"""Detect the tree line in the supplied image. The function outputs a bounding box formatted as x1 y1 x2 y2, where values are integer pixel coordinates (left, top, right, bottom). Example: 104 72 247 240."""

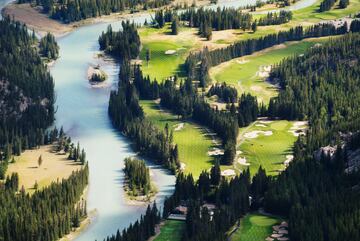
104 203 160 241
99 21 141 60
0 18 55 178
124 157 151 195
39 32 59 60
0 165 89 241
185 22 352 84
17 0 173 23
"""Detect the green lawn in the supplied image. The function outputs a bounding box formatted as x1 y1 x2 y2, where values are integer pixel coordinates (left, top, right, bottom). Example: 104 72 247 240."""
139 26 194 82
210 38 330 104
236 120 302 176
140 100 216 178
230 213 281 241
154 220 185 241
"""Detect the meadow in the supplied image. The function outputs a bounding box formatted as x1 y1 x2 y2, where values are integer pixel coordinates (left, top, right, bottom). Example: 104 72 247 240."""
7 144 82 193
140 100 217 178
236 120 304 176
153 220 184 241
230 213 281 241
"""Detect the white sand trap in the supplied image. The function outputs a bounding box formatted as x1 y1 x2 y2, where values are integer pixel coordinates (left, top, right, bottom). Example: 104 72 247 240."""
280 221 288 227
174 123 185 131
237 157 250 166
265 238 274 241
258 119 273 124
165 50 176 55
221 169 236 176
180 162 186 171
244 130 273 139
284 155 294 166
250 85 262 92
278 230 288 234
208 148 224 156
271 233 283 238
236 58 249 64
288 121 308 137
236 150 243 155
273 225 280 232
277 238 289 241
258 71 270 78
255 124 267 127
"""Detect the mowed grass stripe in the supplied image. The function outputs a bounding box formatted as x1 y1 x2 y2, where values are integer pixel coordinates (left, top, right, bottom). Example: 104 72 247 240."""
140 100 215 178
236 120 297 176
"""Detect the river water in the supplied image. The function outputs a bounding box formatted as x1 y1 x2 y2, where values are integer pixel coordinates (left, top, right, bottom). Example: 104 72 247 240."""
0 0 316 240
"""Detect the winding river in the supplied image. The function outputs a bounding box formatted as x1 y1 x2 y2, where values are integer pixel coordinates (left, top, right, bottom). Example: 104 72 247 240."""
0 0 317 240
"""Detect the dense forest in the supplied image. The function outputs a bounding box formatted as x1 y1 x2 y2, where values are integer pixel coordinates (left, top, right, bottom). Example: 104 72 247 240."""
39 32 59 60
104 203 160 241
108 61 180 172
99 21 141 60
263 33 360 241
0 165 89 241
124 157 152 195
0 18 55 178
17 0 173 23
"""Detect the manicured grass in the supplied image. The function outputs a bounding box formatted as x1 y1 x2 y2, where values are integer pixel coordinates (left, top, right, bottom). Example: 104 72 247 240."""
210 38 329 104
140 100 216 178
236 120 300 176
139 25 194 81
231 213 280 241
154 220 185 241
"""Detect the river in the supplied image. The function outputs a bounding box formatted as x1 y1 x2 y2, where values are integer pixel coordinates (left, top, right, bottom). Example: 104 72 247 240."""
0 0 316 240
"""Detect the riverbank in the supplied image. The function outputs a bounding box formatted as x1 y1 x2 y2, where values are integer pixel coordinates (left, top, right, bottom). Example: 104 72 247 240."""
1 0 210 38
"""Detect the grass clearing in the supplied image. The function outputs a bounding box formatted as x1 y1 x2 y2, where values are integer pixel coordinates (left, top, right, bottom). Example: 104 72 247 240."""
153 220 185 241
6 144 82 194
236 120 302 176
140 100 217 178
230 213 281 241
210 38 331 104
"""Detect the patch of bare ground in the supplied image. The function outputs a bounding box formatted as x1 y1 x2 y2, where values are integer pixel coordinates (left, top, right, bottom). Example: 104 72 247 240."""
2 3 74 37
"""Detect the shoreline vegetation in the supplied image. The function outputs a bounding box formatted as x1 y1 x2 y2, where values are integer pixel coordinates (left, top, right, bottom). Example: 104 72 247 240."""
123 157 158 205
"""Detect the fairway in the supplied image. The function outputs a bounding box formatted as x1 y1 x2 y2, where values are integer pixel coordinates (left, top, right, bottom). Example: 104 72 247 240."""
210 38 328 104
139 26 194 81
153 220 184 241
230 213 280 241
140 100 216 178
236 120 305 175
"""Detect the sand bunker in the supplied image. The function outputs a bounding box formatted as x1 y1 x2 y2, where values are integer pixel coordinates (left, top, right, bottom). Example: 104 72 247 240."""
236 150 243 155
180 162 186 171
265 238 274 241
208 148 224 156
288 121 307 137
221 169 236 176
165 50 176 55
255 124 267 127
236 58 249 64
174 123 185 131
237 157 250 166
284 155 294 166
244 130 273 139
258 65 272 78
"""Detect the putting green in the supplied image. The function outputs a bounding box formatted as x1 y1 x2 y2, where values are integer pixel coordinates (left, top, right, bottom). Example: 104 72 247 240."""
236 120 305 176
210 38 331 104
153 220 185 241
230 213 281 241
140 100 217 178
